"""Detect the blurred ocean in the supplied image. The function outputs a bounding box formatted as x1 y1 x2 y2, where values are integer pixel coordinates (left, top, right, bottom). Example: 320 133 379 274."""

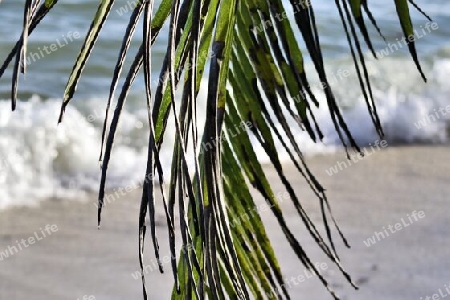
0 0 449 208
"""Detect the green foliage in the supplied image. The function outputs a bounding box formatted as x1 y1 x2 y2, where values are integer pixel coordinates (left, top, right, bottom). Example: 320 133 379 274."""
0 0 430 299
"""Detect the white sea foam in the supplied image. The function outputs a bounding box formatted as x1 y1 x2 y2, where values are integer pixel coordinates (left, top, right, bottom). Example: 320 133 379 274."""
0 55 449 209
254 56 450 163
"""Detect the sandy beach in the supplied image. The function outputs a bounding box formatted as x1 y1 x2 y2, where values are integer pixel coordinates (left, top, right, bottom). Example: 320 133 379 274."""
0 145 449 300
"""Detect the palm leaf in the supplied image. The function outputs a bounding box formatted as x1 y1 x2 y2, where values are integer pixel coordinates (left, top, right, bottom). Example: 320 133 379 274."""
59 0 116 122
394 0 427 82
0 0 431 299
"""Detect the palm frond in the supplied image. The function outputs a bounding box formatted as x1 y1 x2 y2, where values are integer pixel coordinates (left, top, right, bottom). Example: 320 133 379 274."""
394 0 427 81
0 0 431 299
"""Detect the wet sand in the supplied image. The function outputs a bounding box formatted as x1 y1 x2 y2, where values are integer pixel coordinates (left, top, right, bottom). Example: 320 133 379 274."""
0 146 449 300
